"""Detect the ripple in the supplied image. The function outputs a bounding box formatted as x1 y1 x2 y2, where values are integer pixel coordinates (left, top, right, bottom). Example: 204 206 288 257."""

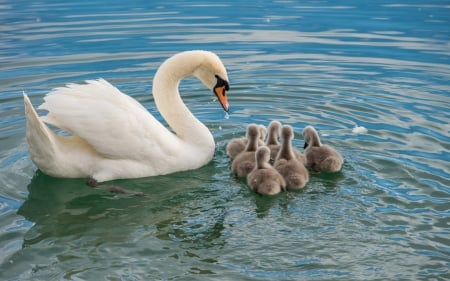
1 0 449 280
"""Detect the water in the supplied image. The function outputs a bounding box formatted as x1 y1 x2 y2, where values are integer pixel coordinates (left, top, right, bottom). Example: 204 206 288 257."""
1 0 449 280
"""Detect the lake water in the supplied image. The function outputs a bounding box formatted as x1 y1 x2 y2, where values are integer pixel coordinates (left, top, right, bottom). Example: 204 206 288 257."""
1 0 449 280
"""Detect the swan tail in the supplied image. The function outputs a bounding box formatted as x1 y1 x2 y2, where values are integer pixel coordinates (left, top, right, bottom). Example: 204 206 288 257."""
320 156 343 172
285 175 307 189
23 93 58 171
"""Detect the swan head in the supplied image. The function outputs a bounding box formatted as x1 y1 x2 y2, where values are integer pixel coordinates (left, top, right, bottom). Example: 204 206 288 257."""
256 146 271 164
191 51 230 112
302 125 321 149
258 125 267 141
246 124 260 139
267 120 282 145
281 125 294 142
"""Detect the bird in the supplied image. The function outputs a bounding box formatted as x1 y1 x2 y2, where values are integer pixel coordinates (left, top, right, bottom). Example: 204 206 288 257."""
266 120 306 165
231 124 260 177
274 125 309 189
265 120 282 163
247 146 286 195
23 50 230 182
302 125 343 172
226 125 266 159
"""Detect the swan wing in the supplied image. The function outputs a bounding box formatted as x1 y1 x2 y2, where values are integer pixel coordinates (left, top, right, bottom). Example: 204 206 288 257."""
39 79 176 160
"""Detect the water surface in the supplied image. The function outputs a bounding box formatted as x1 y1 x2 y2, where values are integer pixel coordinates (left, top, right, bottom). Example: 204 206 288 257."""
0 0 449 280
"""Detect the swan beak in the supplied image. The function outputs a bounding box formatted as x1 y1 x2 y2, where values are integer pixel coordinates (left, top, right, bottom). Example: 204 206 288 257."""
214 86 229 112
303 142 309 149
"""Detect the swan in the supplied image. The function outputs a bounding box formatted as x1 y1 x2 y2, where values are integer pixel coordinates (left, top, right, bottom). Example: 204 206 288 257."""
231 124 259 177
274 125 309 189
226 125 266 159
302 125 343 172
247 146 286 195
23 50 230 182
266 120 305 165
266 120 282 163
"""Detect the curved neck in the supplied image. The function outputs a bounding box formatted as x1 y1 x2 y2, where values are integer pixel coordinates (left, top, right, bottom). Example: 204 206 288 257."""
310 132 322 147
152 53 213 147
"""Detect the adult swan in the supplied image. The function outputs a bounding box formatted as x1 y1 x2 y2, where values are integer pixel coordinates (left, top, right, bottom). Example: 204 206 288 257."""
23 50 230 182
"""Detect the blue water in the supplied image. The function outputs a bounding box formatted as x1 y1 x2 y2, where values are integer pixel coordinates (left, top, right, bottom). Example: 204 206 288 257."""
1 0 449 280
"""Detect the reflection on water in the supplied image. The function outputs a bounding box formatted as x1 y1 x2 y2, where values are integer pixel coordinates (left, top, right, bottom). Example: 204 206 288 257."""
0 0 449 280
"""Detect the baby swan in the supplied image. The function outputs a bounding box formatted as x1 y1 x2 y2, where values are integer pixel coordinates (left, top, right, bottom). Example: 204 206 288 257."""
302 125 343 172
247 146 286 195
227 125 266 159
274 125 309 189
266 120 282 163
266 120 305 165
231 124 260 177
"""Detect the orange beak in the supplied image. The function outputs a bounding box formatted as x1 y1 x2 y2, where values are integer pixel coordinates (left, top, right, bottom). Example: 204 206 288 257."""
214 85 229 112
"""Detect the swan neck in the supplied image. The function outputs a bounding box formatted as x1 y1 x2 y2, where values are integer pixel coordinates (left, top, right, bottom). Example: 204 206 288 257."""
257 156 271 169
267 132 279 145
245 136 259 152
279 137 294 160
311 132 322 147
152 54 213 146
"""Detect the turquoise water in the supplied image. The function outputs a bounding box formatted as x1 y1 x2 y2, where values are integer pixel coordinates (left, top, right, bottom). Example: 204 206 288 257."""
1 0 449 280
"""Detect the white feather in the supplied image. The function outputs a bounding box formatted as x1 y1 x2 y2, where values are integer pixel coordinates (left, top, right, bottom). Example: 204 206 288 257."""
24 51 229 182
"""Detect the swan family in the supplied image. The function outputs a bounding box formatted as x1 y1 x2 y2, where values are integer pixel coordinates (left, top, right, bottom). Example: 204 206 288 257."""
24 50 343 194
228 121 343 196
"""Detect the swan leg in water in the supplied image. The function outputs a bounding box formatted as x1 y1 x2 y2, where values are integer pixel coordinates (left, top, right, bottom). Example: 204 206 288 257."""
24 51 230 182
86 177 144 196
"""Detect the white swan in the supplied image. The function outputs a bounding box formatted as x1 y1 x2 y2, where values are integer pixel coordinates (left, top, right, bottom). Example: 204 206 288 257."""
23 50 230 182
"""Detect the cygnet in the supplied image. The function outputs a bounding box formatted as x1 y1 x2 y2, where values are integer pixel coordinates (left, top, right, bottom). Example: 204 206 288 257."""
302 125 343 172
247 146 286 195
231 124 260 177
227 125 266 159
266 120 306 165
274 125 309 189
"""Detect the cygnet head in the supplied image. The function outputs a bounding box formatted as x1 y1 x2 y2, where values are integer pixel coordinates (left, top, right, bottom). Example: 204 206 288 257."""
246 124 259 139
267 120 282 145
255 146 271 168
302 125 321 149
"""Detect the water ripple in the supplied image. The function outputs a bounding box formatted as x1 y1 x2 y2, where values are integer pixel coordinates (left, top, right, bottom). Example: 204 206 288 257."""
1 0 449 280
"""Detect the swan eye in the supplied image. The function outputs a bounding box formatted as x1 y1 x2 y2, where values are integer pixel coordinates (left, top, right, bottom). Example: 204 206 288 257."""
215 75 229 92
